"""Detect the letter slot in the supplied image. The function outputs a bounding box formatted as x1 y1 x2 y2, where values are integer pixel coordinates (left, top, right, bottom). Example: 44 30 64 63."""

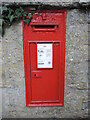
32 25 58 32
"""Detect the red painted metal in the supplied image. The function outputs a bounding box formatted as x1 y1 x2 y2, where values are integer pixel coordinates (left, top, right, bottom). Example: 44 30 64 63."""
23 10 66 107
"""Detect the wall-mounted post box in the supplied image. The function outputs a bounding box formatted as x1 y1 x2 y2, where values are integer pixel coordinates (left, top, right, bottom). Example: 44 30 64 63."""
23 10 66 107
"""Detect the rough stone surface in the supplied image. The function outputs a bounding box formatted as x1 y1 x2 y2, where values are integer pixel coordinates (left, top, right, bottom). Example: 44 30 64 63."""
2 9 88 118
1 0 90 8
0 4 2 117
0 35 2 119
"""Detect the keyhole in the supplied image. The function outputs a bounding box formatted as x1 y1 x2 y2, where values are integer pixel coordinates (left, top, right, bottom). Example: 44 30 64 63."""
34 74 36 77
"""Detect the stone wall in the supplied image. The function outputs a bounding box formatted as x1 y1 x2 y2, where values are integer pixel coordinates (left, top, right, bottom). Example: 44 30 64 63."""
1 8 88 118
0 4 2 119
0 35 2 119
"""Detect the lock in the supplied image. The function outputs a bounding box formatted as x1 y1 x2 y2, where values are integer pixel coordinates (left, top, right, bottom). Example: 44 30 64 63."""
32 71 42 78
34 74 36 77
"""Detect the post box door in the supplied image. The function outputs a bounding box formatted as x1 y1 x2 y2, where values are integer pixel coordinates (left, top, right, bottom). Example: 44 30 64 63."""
30 42 60 102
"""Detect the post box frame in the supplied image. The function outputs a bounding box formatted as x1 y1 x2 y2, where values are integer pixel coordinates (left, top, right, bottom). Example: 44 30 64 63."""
23 10 66 107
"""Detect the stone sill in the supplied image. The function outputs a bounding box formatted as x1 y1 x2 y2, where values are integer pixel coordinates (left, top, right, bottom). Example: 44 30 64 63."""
1 1 90 9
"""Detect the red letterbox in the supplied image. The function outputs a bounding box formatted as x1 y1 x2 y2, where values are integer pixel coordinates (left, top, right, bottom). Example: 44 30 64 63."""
23 10 66 107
